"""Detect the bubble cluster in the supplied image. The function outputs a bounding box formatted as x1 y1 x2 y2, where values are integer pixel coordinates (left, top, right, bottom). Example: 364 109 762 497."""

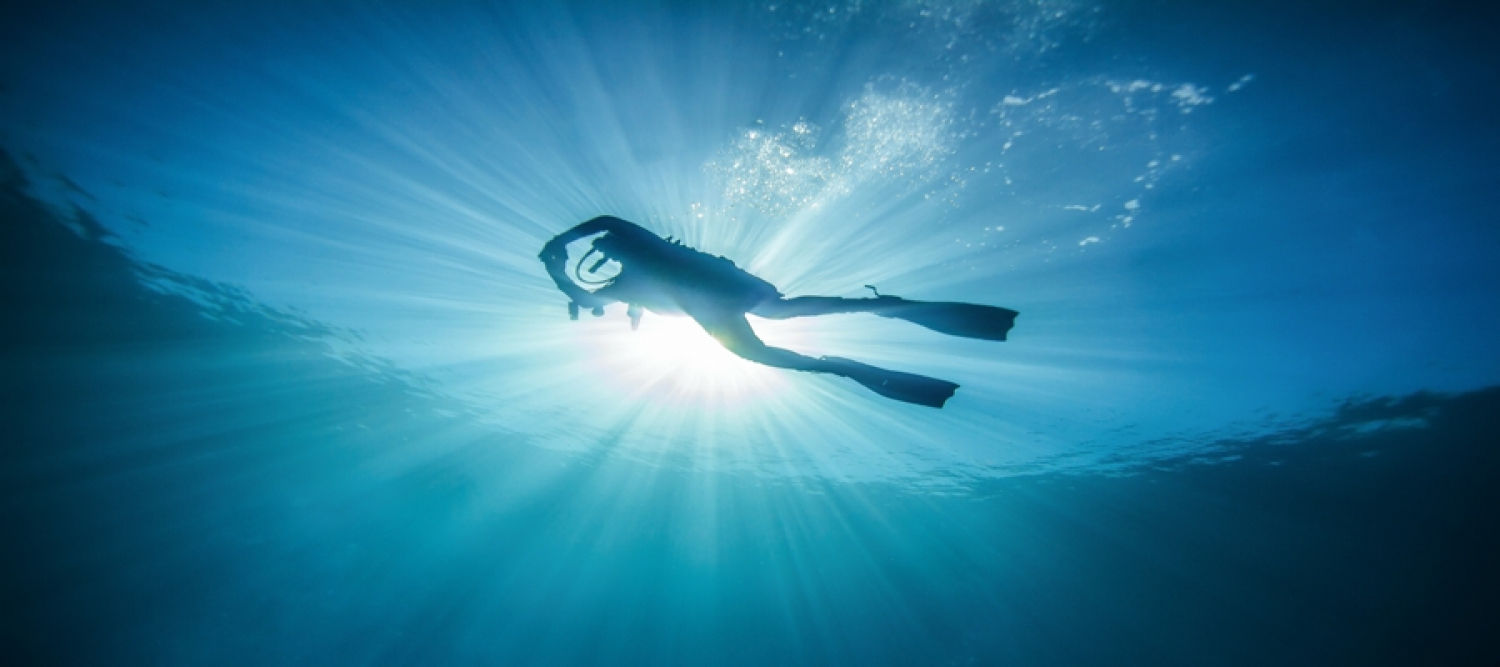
839 85 955 180
988 75 1248 243
1105 78 1219 114
705 122 837 217
762 0 1095 56
707 84 955 217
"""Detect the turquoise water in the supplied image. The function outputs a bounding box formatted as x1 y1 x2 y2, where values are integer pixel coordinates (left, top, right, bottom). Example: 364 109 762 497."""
4 1 1498 664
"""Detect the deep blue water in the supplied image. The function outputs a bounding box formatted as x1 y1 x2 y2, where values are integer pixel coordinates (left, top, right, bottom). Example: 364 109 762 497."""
4 1 1499 664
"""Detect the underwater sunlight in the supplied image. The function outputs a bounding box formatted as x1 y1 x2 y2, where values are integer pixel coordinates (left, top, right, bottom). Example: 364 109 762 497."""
4 0 1498 664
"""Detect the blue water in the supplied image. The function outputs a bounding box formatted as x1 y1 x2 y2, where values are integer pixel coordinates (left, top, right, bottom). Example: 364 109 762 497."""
4 1 1498 664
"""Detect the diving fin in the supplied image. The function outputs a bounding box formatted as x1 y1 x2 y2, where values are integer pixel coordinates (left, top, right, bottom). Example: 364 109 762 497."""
820 356 959 408
875 299 1018 341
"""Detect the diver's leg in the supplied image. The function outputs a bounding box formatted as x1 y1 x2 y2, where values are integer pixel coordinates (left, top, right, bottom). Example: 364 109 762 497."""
750 296 897 319
690 308 833 373
689 308 958 408
751 295 1018 342
816 356 959 408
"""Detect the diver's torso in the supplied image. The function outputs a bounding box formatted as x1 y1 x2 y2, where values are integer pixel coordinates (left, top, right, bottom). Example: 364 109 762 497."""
594 272 689 316
592 237 779 315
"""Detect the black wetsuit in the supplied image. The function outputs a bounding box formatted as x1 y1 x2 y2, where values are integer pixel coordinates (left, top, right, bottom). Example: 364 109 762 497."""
539 216 1017 408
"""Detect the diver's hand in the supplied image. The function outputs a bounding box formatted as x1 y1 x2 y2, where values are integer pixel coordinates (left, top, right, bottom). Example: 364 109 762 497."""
539 230 611 313
539 255 606 312
570 293 607 310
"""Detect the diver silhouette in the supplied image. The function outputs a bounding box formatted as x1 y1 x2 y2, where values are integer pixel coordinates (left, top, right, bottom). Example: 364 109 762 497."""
539 216 1017 408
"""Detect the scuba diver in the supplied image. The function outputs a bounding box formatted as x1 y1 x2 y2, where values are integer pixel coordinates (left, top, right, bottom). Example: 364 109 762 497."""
539 216 1017 408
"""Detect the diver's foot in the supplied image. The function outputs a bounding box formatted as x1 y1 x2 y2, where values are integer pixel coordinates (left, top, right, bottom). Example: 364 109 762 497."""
819 356 958 408
871 301 1017 341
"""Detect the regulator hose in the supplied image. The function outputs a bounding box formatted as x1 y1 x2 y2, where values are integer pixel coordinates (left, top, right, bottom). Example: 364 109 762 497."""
573 247 615 286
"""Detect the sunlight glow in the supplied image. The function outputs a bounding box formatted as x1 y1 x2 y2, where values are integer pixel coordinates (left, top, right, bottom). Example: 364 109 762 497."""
596 314 793 405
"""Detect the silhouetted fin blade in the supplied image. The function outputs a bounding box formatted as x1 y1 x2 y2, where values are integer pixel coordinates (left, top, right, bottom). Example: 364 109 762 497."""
876 300 1018 341
820 356 959 408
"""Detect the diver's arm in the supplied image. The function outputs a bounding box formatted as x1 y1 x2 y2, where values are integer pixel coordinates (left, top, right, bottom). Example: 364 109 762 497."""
538 216 640 254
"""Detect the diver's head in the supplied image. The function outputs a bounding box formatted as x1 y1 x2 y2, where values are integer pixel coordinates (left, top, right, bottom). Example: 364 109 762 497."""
589 230 657 265
591 231 624 256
